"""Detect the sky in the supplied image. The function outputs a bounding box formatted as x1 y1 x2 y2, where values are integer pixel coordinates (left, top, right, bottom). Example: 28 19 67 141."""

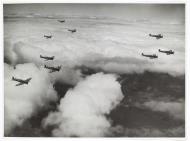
4 4 185 22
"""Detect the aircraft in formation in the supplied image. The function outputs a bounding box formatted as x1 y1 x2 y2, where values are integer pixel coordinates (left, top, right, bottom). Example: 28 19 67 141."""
44 35 52 39
40 55 54 61
142 53 158 59
158 49 174 55
44 65 61 73
149 34 163 39
12 77 32 86
142 33 175 59
68 29 77 33
58 20 65 23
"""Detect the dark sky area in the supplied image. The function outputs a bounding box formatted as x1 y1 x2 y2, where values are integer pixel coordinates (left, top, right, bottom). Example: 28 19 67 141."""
4 4 185 22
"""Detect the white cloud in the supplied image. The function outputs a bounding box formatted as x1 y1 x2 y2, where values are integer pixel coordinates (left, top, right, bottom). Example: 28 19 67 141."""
43 73 124 137
4 63 58 135
135 100 185 120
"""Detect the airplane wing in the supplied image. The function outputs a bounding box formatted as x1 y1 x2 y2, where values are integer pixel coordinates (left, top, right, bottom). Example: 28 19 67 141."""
16 83 24 86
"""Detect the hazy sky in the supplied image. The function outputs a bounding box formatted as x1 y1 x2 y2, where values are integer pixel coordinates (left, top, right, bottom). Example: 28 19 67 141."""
4 4 185 21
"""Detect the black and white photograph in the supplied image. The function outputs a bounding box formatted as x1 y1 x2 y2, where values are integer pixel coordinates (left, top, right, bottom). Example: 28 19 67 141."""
3 3 185 137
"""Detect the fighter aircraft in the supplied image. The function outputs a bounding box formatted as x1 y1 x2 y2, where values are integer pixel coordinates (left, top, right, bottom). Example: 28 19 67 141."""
44 35 52 39
68 29 76 33
44 65 61 73
12 77 32 86
158 49 174 55
149 34 163 39
58 20 65 23
142 53 158 59
40 55 54 61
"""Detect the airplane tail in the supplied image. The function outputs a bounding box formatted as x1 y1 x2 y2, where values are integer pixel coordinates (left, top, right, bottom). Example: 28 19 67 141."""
44 65 47 68
12 77 14 80
40 55 42 58
149 34 152 36
142 53 144 56
158 49 161 52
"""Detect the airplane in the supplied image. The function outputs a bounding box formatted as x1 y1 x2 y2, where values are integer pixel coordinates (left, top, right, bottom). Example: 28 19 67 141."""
158 49 174 55
40 55 54 61
44 65 61 73
142 53 158 59
58 20 65 23
12 77 32 86
68 29 76 33
149 34 163 39
44 35 52 39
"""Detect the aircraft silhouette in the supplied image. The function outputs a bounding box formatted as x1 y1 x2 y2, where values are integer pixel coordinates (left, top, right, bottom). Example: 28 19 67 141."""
12 77 32 86
44 65 61 73
149 34 163 39
159 49 174 55
40 55 54 61
58 20 65 23
44 35 52 39
142 53 158 59
68 29 76 33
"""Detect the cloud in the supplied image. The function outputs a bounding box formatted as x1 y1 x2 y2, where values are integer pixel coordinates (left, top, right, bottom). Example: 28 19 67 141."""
4 39 185 77
48 66 82 85
111 125 184 137
43 73 124 137
5 41 83 85
4 63 58 135
79 53 185 76
4 40 18 65
13 41 50 65
81 55 152 74
135 100 185 120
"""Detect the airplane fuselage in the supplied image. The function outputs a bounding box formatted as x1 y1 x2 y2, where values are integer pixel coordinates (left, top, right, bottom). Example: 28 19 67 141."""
68 29 76 33
12 78 28 84
159 49 174 55
40 55 54 60
142 53 158 59
58 20 65 23
149 34 163 39
12 77 32 86
44 35 52 39
44 65 61 72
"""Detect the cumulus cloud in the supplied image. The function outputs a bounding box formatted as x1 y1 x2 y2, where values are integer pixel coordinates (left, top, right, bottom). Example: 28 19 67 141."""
4 39 185 77
4 63 58 135
81 55 152 74
135 100 185 120
80 54 184 76
5 41 83 85
48 67 82 85
4 26 185 77
4 40 18 65
43 73 124 137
